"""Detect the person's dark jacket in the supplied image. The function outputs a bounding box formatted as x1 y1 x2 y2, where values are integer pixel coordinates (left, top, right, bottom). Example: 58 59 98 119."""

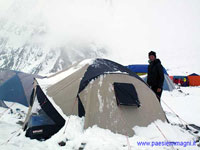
147 59 164 89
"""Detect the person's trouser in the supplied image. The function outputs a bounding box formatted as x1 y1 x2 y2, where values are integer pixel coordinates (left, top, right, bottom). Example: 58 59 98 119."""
151 87 163 102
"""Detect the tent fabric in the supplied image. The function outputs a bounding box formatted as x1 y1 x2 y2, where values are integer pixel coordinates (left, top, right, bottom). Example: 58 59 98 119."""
36 85 65 128
126 65 148 74
0 100 8 108
24 58 166 140
0 70 43 107
164 75 176 91
188 74 200 86
28 111 55 127
79 59 144 93
25 85 65 140
142 74 175 91
80 73 166 136
0 75 27 106
127 64 168 75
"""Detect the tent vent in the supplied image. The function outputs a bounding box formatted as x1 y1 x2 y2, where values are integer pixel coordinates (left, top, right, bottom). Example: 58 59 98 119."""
113 82 140 107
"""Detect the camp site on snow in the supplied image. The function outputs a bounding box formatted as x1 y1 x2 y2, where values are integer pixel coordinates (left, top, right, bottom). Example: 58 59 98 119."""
0 58 200 149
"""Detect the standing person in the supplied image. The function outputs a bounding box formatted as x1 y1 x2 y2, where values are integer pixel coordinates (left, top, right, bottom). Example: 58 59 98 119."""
147 51 164 102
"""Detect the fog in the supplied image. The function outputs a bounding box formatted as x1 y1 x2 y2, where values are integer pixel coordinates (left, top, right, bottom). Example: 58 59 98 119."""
0 0 200 74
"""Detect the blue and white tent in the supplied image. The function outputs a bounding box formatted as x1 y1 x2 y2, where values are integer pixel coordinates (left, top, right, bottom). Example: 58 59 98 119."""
0 70 43 107
126 64 175 91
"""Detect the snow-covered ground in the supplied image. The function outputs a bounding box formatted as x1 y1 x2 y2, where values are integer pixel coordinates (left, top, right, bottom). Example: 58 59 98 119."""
162 86 200 126
0 86 200 150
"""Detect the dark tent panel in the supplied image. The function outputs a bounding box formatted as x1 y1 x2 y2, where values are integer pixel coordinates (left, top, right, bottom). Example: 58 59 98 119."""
77 95 85 117
0 100 8 108
25 85 65 140
79 59 144 93
113 82 140 107
189 73 199 76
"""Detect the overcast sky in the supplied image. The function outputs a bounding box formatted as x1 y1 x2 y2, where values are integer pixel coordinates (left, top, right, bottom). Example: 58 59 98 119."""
0 0 200 74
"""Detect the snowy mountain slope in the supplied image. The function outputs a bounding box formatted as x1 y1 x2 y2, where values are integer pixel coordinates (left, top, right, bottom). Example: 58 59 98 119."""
0 44 106 74
0 0 107 74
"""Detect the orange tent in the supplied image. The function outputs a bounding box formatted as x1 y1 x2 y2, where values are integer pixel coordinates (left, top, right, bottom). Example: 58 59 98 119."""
188 73 200 86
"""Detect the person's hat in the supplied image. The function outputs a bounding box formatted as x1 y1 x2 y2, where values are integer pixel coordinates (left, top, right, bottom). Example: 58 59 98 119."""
148 51 156 57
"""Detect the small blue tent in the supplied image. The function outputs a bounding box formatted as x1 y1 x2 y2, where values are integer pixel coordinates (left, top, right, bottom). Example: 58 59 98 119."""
126 64 175 91
126 64 168 75
0 70 43 107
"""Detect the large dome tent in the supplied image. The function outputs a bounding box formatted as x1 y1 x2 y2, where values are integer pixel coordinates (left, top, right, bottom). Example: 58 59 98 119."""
23 58 166 140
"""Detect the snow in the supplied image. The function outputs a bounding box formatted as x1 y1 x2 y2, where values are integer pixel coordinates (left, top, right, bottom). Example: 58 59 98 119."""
37 59 94 89
161 86 200 126
97 89 104 112
98 74 104 87
1 86 200 150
